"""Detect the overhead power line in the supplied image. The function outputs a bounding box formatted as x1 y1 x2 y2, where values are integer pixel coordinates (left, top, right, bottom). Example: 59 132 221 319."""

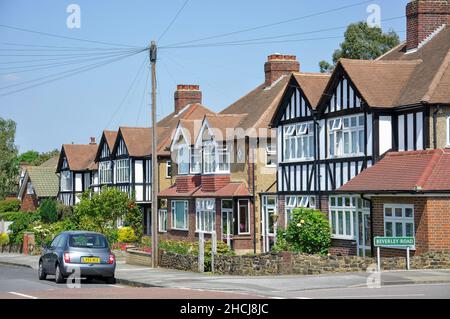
160 0 373 47
158 0 191 42
0 23 142 48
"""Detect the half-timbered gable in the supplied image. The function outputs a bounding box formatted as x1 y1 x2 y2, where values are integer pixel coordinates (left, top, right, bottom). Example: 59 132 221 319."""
95 130 117 189
56 141 98 205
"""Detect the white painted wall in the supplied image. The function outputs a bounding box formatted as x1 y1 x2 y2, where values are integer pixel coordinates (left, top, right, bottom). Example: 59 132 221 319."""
416 112 424 150
75 173 82 192
379 116 393 155
135 160 143 183
398 114 405 151
407 113 414 150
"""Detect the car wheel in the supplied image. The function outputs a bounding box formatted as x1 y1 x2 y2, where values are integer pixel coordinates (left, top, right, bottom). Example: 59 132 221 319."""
38 261 46 280
105 276 116 284
55 264 65 284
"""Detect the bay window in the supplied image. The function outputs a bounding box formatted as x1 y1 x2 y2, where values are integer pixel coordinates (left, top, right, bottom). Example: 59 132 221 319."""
283 122 314 161
384 205 414 239
329 196 357 240
177 144 189 175
202 141 230 174
60 170 72 191
115 159 130 183
238 199 250 235
171 200 188 230
158 209 168 232
329 115 365 157
99 161 112 184
196 199 216 233
284 195 316 227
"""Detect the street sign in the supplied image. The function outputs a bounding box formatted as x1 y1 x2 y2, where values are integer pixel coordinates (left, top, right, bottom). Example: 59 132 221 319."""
374 236 415 247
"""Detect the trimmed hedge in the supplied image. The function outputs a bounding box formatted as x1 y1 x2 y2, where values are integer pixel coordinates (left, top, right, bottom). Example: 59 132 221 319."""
0 211 30 221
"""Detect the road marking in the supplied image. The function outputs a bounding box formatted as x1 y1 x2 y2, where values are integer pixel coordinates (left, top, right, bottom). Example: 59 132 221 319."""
8 292 38 299
295 297 313 299
108 284 125 288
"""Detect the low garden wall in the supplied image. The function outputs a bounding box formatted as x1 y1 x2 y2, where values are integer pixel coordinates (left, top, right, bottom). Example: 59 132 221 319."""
0 243 22 254
125 248 450 276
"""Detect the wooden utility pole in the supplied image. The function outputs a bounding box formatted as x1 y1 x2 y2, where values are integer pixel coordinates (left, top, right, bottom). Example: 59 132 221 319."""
150 41 158 268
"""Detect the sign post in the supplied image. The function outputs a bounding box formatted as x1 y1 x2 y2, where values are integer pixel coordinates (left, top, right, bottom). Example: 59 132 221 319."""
374 237 415 271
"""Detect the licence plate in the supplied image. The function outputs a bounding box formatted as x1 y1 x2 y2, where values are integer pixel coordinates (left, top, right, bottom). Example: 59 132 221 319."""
82 257 100 264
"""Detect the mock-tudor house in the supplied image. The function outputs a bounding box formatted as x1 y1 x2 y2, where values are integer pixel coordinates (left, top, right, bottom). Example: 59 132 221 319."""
18 157 59 211
94 130 118 192
270 0 450 257
338 149 450 256
159 54 302 254
56 138 98 205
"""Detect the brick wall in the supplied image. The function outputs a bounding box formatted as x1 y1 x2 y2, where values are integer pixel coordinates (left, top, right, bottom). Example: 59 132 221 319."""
200 175 230 192
424 197 450 251
20 193 38 211
175 175 201 193
406 0 450 50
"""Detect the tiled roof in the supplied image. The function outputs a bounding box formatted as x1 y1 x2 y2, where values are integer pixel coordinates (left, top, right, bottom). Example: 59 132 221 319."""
204 114 248 141
292 73 331 108
338 149 450 193
103 130 118 151
62 144 98 171
338 58 422 108
118 126 171 157
220 75 290 130
39 156 59 168
27 166 59 197
158 182 250 197
158 103 216 128
379 25 450 106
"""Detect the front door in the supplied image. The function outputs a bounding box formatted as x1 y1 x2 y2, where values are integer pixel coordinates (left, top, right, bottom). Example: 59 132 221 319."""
262 195 277 253
221 200 233 248
357 208 371 257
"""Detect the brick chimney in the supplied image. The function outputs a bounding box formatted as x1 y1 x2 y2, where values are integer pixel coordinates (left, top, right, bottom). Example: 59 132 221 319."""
174 84 202 114
89 137 96 145
406 0 450 51
264 54 300 87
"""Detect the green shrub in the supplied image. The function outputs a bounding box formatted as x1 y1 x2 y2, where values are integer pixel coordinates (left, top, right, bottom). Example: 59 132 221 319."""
117 226 137 243
8 212 40 244
274 208 331 255
56 202 73 221
0 211 28 221
0 232 9 246
0 199 20 213
38 199 58 223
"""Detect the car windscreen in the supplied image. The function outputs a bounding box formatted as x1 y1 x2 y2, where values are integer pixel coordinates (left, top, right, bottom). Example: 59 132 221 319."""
68 234 108 249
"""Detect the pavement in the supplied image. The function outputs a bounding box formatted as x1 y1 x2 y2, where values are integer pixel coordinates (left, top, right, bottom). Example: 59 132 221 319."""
2 253 450 299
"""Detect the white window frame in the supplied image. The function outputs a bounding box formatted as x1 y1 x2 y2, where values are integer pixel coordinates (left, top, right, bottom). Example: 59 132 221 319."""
158 209 168 232
99 161 112 184
177 144 189 175
265 144 277 167
166 160 172 178
328 115 365 158
190 147 202 174
27 181 34 195
383 204 415 249
195 199 216 233
171 200 188 231
237 199 250 235
115 159 130 183
329 196 357 240
284 195 316 227
202 141 230 174
447 116 450 147
283 122 314 162
60 170 72 191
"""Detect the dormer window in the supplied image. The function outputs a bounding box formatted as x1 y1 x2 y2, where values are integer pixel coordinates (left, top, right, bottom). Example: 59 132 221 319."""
190 147 202 174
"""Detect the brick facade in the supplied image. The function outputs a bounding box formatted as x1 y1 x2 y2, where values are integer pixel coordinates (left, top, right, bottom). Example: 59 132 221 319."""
20 193 39 211
264 54 300 87
175 175 201 193
174 85 202 114
200 175 231 192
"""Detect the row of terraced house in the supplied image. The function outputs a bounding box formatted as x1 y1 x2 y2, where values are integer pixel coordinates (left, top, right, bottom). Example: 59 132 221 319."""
53 0 450 257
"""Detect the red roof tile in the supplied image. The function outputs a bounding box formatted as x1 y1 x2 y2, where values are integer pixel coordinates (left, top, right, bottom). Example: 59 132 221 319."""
338 149 450 193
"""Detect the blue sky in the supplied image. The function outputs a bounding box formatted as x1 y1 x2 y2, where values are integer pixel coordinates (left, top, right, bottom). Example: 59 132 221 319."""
0 0 408 153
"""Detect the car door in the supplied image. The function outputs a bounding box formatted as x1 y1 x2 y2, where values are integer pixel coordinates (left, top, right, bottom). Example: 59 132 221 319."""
46 235 61 274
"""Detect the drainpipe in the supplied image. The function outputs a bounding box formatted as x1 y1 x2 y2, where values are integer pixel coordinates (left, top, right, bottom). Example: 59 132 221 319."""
361 194 374 257
252 137 257 254
432 105 440 149
313 111 320 210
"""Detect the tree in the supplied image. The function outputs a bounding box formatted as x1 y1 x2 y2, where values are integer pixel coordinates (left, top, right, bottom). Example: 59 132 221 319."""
39 198 58 223
319 22 400 73
0 117 19 200
73 188 142 242
18 149 59 166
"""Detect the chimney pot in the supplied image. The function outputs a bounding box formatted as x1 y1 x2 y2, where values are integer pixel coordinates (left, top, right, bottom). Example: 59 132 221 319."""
89 137 96 144
264 54 300 87
174 84 202 113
